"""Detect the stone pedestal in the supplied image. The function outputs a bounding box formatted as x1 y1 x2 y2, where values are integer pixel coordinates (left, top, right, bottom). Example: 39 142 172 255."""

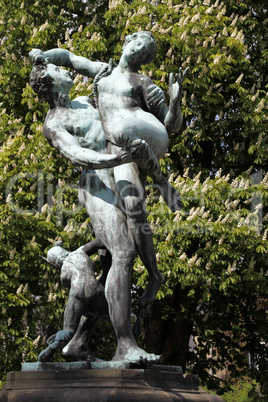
0 365 223 402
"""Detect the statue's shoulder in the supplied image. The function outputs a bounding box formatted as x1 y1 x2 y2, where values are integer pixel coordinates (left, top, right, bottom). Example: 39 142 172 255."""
65 247 95 273
44 108 63 130
43 108 68 143
43 110 55 135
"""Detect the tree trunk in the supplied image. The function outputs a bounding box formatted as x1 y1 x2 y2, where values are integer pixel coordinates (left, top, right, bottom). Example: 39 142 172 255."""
143 287 194 370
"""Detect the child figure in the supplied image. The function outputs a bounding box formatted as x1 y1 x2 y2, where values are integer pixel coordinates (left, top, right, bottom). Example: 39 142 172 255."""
38 239 108 362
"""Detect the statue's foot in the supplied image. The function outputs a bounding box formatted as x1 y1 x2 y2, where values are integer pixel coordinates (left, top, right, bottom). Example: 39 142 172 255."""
141 272 165 304
112 346 161 367
47 334 56 345
62 343 88 361
38 344 56 362
63 343 102 362
161 180 182 212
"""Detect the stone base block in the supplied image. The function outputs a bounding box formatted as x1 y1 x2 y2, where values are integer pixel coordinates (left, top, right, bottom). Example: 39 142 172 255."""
0 366 223 401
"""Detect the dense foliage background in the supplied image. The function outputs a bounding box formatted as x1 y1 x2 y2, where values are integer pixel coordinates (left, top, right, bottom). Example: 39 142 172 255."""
0 0 267 398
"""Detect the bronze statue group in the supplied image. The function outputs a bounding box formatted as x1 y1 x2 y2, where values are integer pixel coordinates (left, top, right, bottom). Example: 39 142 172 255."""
30 31 188 365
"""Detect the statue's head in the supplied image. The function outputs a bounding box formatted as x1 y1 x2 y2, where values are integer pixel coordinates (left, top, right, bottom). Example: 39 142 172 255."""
46 241 70 268
123 31 157 66
30 62 73 107
30 62 54 105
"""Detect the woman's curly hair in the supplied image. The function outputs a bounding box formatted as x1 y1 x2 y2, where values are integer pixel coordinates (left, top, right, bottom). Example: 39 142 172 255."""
92 58 115 109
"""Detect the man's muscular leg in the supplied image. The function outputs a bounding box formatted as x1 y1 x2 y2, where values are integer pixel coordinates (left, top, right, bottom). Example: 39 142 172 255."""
113 163 164 304
79 168 160 364
106 238 160 364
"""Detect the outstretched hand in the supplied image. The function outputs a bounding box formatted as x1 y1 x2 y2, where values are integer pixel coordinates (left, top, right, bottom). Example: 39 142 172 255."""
169 67 189 103
29 48 46 65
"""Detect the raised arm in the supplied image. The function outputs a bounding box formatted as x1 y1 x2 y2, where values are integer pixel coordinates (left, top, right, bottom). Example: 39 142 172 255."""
29 48 107 78
164 68 189 133
146 67 189 134
43 119 131 169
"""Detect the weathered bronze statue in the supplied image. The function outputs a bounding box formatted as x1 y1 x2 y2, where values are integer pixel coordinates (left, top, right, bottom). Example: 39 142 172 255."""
29 31 188 365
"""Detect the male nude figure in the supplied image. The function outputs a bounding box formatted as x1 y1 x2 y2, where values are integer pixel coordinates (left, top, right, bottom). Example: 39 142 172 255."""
29 35 188 363
29 60 162 363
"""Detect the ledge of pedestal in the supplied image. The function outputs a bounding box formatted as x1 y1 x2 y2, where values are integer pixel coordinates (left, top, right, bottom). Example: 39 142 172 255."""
0 364 224 402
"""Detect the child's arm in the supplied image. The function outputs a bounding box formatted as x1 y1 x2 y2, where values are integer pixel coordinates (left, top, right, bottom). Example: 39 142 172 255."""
82 239 106 256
